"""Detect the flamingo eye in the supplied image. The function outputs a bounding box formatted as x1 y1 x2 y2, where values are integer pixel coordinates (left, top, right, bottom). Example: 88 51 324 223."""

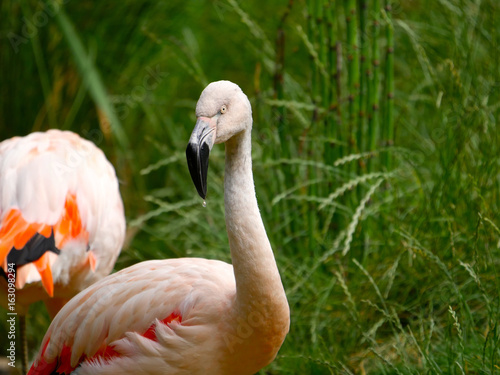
220 105 227 114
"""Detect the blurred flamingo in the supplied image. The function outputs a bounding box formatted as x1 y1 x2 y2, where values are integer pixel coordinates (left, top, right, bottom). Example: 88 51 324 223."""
28 81 289 375
0 130 125 373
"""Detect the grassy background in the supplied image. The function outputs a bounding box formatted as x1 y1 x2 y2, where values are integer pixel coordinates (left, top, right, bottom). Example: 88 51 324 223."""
1 0 500 373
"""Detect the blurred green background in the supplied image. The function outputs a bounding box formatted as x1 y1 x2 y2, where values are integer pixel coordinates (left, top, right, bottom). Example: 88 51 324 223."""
1 0 500 373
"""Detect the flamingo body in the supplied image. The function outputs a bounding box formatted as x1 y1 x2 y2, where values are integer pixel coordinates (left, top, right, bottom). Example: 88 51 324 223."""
30 82 289 375
0 130 125 315
31 259 236 374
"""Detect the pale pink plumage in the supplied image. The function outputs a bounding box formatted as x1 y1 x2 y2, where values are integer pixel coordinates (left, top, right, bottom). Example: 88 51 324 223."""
32 259 236 374
29 82 289 375
0 129 125 316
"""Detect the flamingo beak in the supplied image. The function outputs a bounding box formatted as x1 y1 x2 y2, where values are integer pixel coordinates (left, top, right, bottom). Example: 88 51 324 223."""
186 116 216 199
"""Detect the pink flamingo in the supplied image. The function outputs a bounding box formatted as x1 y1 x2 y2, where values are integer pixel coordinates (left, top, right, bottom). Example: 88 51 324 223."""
28 81 289 374
0 130 125 372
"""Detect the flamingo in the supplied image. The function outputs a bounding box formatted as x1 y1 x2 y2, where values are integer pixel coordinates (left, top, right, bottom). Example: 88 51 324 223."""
0 130 125 373
28 81 290 375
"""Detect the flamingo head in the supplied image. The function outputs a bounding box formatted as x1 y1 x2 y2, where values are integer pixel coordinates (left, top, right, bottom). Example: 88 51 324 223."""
186 81 252 199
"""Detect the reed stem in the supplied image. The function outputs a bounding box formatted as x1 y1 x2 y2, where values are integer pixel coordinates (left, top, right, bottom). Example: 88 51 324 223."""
274 1 291 160
368 0 381 172
382 1 395 170
325 0 337 165
358 0 368 156
335 0 344 160
357 0 369 198
308 0 319 108
345 0 360 160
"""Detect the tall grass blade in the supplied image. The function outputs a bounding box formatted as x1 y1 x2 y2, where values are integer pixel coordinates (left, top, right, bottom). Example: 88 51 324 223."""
342 178 383 255
53 4 129 150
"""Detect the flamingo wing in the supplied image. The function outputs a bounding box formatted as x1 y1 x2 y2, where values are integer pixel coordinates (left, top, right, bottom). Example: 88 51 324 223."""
29 258 236 375
0 130 125 299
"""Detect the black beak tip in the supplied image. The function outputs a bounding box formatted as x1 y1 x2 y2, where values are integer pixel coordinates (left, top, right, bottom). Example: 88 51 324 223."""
196 182 207 200
186 143 208 199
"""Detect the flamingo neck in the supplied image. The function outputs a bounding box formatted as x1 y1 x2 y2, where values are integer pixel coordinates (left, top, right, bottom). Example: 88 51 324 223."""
224 128 287 316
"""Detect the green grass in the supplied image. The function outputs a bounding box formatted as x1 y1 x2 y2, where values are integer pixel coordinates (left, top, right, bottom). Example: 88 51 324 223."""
1 0 500 373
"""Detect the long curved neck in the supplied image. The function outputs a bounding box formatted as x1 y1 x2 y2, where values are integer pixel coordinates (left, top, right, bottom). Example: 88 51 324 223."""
224 129 287 314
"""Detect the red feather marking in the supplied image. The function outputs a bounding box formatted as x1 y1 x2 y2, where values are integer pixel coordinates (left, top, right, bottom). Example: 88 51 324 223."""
86 345 122 365
0 209 24 239
28 340 56 375
0 210 54 260
84 311 184 368
160 310 182 327
0 209 30 263
27 356 57 375
142 323 158 341
28 341 86 375
28 311 183 374
56 344 84 374
88 310 183 364
0 193 90 265
39 224 52 238
0 193 90 297
13 225 36 249
143 310 183 342
54 193 89 249
96 345 121 361
41 338 50 356
32 253 54 297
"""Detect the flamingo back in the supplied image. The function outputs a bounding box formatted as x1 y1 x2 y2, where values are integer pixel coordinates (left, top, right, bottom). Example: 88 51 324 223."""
29 258 236 375
0 130 125 308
